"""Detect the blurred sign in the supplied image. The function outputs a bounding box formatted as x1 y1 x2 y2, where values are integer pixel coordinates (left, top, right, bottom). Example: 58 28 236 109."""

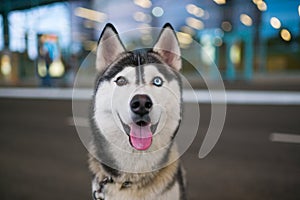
37 34 65 82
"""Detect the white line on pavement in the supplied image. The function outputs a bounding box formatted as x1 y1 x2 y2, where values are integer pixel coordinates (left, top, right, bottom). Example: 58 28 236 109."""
270 133 300 144
1 88 300 105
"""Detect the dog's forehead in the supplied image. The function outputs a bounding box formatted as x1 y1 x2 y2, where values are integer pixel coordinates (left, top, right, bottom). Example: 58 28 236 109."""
114 64 178 84
95 50 180 90
99 51 158 80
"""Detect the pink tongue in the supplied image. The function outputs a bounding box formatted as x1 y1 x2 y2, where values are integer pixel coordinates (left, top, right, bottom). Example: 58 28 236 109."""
129 124 152 150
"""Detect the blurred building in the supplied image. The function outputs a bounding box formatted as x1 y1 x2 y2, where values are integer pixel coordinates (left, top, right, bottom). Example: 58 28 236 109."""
0 0 299 86
0 0 92 86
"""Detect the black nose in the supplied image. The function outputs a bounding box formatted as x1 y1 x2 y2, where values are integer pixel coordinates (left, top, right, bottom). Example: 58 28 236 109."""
130 94 153 116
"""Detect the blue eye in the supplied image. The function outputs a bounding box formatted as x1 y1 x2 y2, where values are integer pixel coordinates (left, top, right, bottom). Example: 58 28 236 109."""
115 76 128 86
152 76 163 87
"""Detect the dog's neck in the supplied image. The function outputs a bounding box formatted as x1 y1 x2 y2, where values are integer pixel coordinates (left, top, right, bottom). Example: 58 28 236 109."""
89 153 179 190
88 138 180 182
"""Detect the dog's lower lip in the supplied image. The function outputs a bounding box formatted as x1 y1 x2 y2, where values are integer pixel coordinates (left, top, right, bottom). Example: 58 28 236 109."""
135 120 150 127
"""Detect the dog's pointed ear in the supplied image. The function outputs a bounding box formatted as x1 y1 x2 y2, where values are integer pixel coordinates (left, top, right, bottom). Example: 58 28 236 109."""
153 23 181 71
96 23 126 73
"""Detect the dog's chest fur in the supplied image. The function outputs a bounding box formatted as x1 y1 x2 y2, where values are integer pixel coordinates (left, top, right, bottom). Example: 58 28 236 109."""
89 155 184 200
89 142 186 200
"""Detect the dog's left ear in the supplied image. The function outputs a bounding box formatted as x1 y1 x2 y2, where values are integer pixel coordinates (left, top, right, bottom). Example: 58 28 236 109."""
153 23 181 71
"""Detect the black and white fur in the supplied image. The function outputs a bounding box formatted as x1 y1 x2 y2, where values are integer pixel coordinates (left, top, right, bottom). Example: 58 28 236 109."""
89 23 186 200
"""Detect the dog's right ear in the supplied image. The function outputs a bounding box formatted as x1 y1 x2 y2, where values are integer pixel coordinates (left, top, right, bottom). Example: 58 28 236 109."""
96 23 126 73
153 23 181 71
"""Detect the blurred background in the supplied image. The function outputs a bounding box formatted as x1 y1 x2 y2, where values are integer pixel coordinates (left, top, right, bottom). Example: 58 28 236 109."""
0 0 299 200
0 0 299 86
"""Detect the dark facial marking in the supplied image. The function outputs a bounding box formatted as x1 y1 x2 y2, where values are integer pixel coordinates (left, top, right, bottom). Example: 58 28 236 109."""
135 53 145 85
94 49 181 92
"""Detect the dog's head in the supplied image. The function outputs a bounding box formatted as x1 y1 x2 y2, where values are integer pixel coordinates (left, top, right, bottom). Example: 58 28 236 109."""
93 23 182 152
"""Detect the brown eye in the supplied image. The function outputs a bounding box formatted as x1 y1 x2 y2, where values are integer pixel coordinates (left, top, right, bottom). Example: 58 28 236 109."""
115 76 128 86
152 76 163 87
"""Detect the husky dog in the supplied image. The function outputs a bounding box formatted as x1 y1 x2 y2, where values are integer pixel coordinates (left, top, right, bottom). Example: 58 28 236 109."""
89 23 186 200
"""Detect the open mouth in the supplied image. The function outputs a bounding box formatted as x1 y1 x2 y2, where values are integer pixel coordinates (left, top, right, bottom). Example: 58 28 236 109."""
117 114 159 151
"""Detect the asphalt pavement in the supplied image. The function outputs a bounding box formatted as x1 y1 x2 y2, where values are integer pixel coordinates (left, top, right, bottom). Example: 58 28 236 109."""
0 98 299 200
